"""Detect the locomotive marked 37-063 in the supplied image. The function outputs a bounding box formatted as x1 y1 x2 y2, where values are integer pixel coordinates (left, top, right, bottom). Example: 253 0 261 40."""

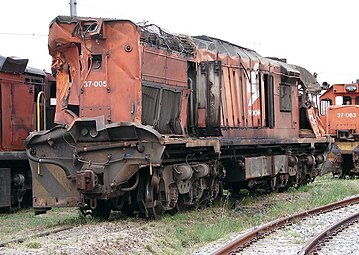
319 82 359 177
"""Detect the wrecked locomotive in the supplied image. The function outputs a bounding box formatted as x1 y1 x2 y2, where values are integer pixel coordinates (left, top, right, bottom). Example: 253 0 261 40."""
0 55 55 211
25 16 332 219
319 82 359 177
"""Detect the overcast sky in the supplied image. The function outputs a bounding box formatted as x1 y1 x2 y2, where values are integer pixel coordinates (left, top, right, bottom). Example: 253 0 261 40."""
0 0 358 85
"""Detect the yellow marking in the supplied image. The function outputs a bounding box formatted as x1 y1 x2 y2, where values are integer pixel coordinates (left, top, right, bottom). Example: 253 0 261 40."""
336 142 359 153
36 91 47 176
149 159 153 175
37 163 42 176
36 91 46 131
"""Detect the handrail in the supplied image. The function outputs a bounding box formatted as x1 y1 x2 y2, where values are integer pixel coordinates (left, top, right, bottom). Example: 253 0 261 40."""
36 91 47 175
36 91 46 131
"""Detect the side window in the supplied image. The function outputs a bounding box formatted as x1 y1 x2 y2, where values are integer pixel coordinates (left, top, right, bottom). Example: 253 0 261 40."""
355 96 359 105
263 74 275 128
141 84 182 134
49 80 57 106
280 84 292 112
89 54 102 71
320 99 331 116
335 96 343 106
343 96 351 105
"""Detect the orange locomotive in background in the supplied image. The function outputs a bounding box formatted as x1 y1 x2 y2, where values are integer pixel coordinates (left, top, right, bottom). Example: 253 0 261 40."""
0 55 55 211
319 82 359 177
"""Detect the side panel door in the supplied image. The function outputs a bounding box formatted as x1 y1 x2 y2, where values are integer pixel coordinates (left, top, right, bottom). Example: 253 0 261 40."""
197 61 221 136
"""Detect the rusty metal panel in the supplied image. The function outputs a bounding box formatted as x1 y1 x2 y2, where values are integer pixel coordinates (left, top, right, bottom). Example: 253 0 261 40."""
222 66 232 127
243 69 253 128
142 48 187 87
207 61 221 132
197 108 206 127
165 56 187 86
1 80 35 150
229 67 240 126
233 68 244 127
81 106 111 123
196 61 221 135
245 156 272 179
1 81 12 150
196 62 207 115
49 18 142 125
142 49 166 84
239 70 248 127
11 83 35 149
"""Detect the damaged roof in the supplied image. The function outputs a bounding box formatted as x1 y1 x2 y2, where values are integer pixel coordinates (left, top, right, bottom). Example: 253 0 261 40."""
50 16 321 94
0 55 46 76
191 36 321 93
294 65 322 93
0 55 28 73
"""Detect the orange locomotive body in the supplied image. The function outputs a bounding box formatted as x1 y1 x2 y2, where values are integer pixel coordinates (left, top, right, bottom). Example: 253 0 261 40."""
319 83 359 177
0 55 55 210
25 16 331 218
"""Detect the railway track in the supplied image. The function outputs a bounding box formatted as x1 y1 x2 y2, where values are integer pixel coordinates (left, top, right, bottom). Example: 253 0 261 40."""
211 195 359 255
298 211 359 255
0 226 74 248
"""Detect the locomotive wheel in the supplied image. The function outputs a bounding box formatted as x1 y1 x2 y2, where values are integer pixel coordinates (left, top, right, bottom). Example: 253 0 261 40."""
91 200 111 220
145 177 157 219
138 173 163 219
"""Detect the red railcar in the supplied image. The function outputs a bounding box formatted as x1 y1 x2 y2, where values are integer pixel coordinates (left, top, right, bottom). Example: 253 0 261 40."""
25 16 332 218
0 55 55 210
319 82 359 177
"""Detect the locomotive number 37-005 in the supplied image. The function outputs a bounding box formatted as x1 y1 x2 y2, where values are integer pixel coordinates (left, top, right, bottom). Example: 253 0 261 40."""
83 80 107 88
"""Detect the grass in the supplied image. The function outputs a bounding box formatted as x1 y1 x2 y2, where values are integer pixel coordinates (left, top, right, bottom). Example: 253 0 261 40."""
1 174 358 254
25 241 42 249
146 243 156 254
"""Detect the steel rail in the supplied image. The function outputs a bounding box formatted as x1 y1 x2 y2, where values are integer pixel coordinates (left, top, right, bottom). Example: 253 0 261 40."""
0 226 73 248
211 195 359 255
298 211 359 255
